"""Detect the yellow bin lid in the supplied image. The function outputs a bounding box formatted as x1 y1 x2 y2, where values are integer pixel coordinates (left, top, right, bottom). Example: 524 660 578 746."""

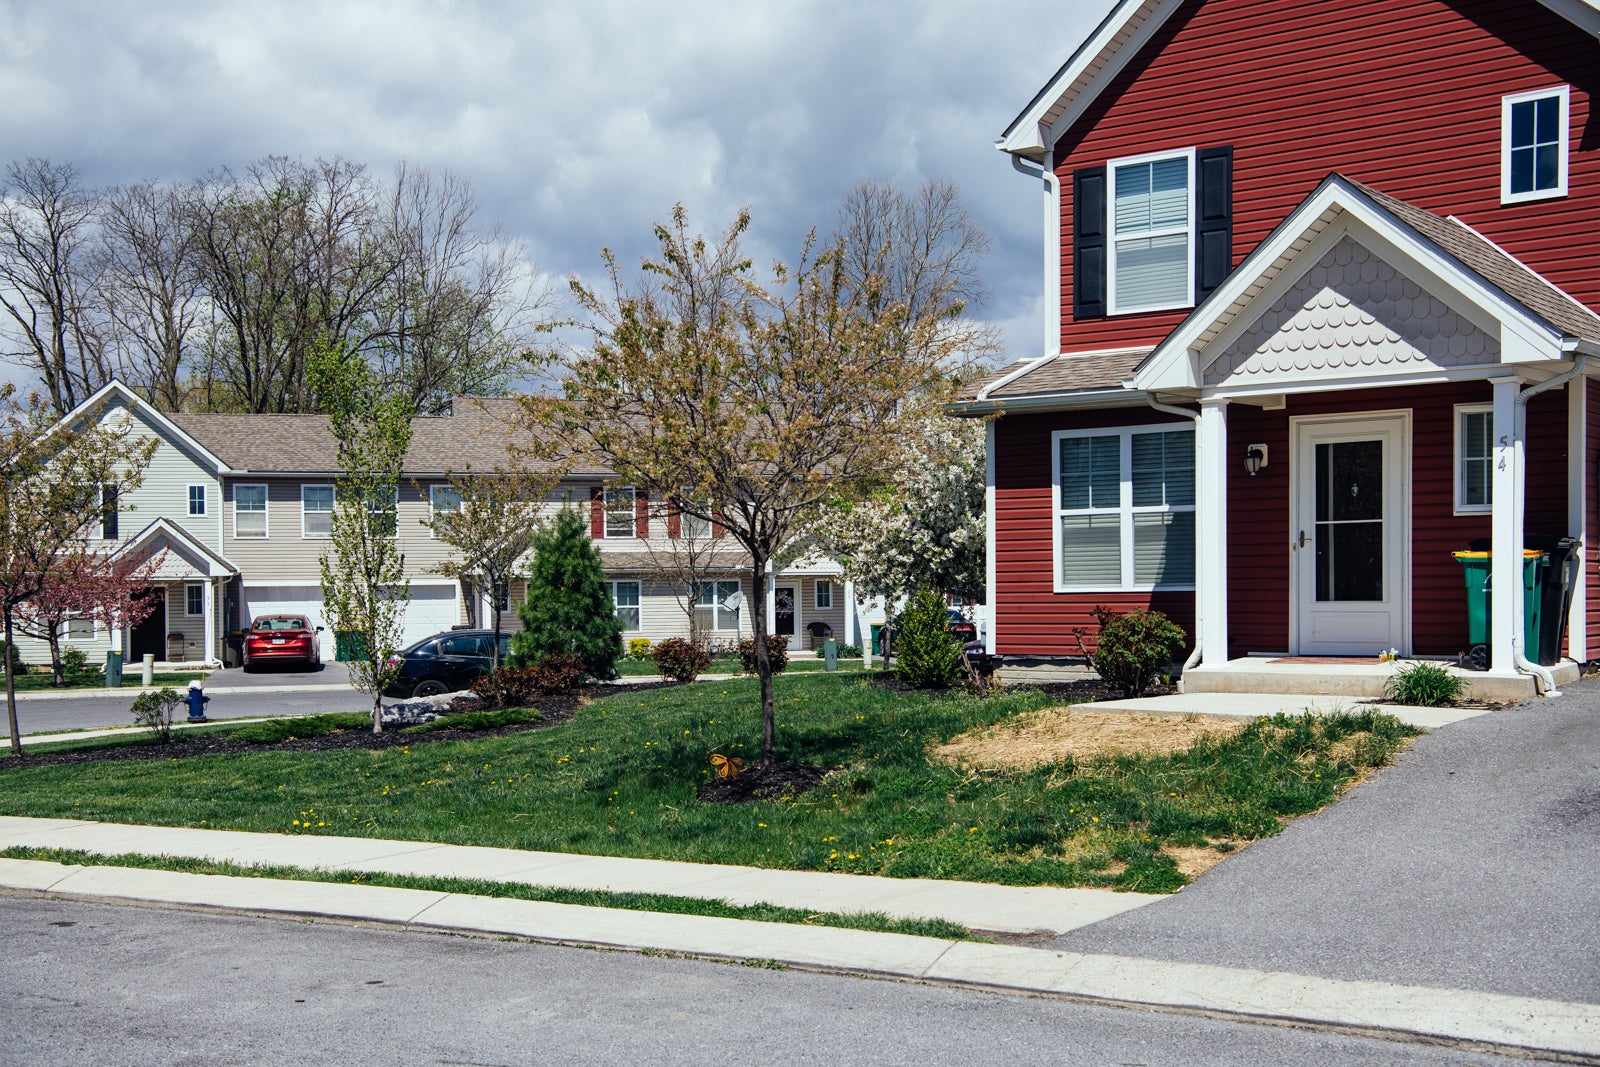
1451 549 1542 559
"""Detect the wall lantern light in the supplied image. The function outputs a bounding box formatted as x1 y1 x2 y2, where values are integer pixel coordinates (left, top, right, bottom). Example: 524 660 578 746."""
1244 443 1268 476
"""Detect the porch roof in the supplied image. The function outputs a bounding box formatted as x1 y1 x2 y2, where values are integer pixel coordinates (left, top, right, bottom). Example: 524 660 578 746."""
112 519 237 580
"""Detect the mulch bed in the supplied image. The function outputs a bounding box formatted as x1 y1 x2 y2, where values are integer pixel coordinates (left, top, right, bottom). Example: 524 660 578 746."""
697 760 833 804
0 686 679 770
871 674 1173 703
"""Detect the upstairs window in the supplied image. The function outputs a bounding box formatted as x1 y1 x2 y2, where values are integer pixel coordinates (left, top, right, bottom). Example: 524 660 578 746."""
1108 150 1194 314
605 486 637 538
234 484 267 538
99 484 119 540
1502 86 1569 203
302 485 334 539
188 484 207 517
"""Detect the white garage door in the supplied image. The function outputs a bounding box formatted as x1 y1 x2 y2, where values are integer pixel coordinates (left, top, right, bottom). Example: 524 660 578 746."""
243 584 460 661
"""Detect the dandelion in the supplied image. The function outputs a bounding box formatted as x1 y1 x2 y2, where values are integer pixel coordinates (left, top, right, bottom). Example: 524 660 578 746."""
757 822 767 828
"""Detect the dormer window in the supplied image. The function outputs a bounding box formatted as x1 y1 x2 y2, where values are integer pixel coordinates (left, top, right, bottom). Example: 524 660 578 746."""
1502 86 1569 204
1108 149 1195 314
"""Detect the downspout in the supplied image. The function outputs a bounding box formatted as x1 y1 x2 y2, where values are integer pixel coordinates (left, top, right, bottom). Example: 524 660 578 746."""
1010 153 1062 360
1147 395 1205 682
1513 351 1587 696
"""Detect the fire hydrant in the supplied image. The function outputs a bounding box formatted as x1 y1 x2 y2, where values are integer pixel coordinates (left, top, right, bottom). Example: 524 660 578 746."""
185 680 210 723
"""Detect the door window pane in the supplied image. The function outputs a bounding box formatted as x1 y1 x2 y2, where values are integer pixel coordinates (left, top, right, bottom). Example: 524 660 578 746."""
1314 440 1384 602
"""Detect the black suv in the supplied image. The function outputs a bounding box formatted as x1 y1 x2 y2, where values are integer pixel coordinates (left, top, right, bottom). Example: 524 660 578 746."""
383 629 512 698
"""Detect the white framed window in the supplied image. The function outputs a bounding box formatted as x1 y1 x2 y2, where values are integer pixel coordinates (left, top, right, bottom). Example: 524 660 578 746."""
694 579 742 632
1502 86 1569 204
187 484 207 517
61 614 95 641
605 486 637 538
429 485 463 539
184 583 204 617
608 579 641 632
1108 148 1195 315
368 485 400 538
98 484 119 540
679 500 713 539
233 483 267 539
815 580 833 610
1454 404 1493 514
491 581 510 612
301 484 334 538
1053 425 1195 591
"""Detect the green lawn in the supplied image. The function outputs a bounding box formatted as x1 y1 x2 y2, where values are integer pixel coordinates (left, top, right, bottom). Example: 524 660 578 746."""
5 670 208 692
614 656 864 677
0 673 1417 892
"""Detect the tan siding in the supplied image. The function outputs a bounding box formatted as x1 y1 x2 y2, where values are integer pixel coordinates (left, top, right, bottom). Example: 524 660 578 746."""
101 399 223 552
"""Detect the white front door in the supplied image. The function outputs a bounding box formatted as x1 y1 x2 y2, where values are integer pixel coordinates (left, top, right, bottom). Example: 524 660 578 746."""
1291 413 1409 655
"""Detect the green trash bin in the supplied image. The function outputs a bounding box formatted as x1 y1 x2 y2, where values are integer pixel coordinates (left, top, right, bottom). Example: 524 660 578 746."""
1452 549 1544 663
104 650 123 688
334 631 368 662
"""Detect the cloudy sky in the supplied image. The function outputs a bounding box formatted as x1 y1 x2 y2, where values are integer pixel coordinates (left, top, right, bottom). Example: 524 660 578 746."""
0 0 1119 384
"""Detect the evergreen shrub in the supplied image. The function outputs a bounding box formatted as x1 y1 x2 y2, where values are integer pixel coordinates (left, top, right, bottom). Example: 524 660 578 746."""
893 584 964 689
511 508 624 680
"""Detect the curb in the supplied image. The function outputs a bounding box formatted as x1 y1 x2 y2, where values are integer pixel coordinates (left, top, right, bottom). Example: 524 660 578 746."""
9 682 353 703
5 858 1597 1063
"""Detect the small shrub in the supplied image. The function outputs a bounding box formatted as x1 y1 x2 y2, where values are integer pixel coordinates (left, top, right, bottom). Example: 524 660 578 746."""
471 667 539 709
61 648 89 678
0 641 25 674
738 634 790 676
528 652 587 694
1081 606 1186 698
627 637 652 660
129 687 183 742
894 585 964 689
1384 660 1463 707
232 712 371 744
652 637 711 683
815 643 863 659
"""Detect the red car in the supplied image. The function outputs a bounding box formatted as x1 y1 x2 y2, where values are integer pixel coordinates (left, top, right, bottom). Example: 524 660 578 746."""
242 614 324 671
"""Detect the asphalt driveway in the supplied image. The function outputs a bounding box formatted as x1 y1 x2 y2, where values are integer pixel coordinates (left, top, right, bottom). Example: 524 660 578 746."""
1057 677 1600 1005
203 660 350 690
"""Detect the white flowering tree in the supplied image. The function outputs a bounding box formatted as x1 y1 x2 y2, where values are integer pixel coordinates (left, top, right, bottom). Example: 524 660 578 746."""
805 416 986 605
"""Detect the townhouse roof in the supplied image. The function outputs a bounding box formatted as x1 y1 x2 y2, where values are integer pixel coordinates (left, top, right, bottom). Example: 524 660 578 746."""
599 550 754 574
169 397 614 477
952 348 1151 408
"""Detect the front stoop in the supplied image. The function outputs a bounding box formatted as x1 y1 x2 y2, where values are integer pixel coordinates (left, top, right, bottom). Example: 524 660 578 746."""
1180 657 1578 702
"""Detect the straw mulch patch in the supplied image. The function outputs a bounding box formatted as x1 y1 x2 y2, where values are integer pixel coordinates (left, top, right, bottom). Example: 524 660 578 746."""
933 707 1245 771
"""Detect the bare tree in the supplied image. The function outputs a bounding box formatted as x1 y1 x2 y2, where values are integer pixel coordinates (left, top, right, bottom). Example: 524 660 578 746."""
98 180 206 411
0 159 112 414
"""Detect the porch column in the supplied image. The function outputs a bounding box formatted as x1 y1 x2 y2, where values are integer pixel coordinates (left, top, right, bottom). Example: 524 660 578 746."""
1196 399 1230 667
985 419 998 656
1490 377 1523 674
202 580 217 667
1569 378 1587 661
764 568 775 641
843 579 858 647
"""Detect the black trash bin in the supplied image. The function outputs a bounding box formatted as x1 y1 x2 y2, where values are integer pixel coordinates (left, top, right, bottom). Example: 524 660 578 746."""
1468 534 1581 665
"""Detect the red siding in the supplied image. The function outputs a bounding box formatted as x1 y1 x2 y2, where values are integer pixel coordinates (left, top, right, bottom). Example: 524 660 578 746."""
994 381 1574 658
1052 0 1599 351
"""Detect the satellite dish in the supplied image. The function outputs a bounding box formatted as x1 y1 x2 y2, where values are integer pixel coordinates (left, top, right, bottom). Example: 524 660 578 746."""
721 589 744 612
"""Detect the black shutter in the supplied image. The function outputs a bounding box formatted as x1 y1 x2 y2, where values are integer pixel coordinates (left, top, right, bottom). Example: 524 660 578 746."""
1194 146 1234 302
1073 165 1107 319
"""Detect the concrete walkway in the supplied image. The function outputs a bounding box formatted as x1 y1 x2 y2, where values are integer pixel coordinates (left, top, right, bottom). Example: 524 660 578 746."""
2 843 1596 1060
1091 692 1491 729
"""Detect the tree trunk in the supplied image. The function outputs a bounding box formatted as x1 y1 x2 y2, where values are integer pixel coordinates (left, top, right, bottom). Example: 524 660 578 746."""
490 583 503 670
47 628 64 687
5 611 21 755
751 556 775 766
372 686 383 735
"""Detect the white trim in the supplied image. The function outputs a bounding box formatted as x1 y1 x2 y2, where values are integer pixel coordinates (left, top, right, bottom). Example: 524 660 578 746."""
1288 410 1413 656
1106 147 1196 316
603 485 637 539
300 483 335 540
183 582 205 618
1196 400 1228 666
232 483 268 540
1501 85 1570 205
694 578 743 633
186 483 207 518
1490 379 1521 673
112 517 237 578
53 380 230 474
1569 378 1588 660
1453 403 1494 515
1050 421 1197 593
984 420 997 655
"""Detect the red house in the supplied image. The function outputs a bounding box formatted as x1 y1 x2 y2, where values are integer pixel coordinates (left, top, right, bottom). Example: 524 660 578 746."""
956 0 1600 696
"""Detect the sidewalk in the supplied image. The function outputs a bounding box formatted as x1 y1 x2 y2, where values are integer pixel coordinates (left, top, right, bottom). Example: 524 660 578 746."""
2 816 1596 1060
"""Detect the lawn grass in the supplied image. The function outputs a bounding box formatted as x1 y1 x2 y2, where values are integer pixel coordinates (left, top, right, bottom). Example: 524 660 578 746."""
4 670 208 692
0 673 1419 892
0 846 978 941
613 657 864 677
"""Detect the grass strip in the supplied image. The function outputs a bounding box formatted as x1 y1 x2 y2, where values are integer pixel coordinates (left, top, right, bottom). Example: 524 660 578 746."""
5 671 208 692
0 845 981 942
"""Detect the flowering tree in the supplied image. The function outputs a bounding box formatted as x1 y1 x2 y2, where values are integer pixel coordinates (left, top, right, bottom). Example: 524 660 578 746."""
804 416 986 604
0 384 156 753
530 203 984 770
13 546 165 685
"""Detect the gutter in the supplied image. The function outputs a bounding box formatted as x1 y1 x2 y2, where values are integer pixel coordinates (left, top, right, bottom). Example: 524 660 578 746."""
1512 351 1588 696
1145 395 1204 684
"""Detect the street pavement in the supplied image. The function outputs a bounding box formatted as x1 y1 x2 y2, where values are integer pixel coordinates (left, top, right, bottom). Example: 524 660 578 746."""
0 896 1549 1067
1055 675 1600 1005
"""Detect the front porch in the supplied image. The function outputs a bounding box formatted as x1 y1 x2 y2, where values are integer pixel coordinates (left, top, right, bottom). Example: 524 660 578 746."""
1181 655 1579 703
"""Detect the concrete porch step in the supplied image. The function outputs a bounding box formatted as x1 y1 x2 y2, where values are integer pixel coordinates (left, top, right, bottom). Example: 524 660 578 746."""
1180 657 1577 702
